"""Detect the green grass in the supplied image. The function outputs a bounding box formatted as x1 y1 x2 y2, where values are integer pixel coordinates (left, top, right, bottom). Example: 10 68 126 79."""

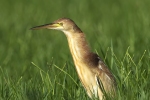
0 0 150 100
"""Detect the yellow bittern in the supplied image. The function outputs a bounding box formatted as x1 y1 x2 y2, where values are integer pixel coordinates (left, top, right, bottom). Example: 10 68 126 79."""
31 18 116 100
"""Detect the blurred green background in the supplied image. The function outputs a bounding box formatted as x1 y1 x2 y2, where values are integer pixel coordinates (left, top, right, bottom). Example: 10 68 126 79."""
0 0 150 100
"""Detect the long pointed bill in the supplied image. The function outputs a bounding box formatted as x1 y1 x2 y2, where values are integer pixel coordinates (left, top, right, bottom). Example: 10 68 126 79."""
30 23 61 30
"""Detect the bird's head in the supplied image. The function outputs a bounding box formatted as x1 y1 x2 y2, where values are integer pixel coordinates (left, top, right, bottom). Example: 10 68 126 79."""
31 18 82 33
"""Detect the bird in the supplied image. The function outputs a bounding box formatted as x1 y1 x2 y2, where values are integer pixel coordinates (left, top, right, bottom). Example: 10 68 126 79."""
31 18 116 100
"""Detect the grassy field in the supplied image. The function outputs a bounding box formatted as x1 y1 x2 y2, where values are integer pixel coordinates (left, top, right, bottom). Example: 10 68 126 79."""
0 0 150 100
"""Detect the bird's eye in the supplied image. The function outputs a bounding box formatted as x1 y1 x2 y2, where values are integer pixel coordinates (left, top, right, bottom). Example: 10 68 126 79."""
59 23 63 26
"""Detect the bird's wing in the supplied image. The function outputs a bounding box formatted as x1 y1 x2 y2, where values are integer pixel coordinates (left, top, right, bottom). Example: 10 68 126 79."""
95 59 116 93
95 74 106 94
98 60 114 81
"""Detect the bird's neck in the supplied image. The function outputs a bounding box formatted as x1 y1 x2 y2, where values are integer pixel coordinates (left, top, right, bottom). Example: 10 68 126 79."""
63 31 99 67
69 33 90 61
